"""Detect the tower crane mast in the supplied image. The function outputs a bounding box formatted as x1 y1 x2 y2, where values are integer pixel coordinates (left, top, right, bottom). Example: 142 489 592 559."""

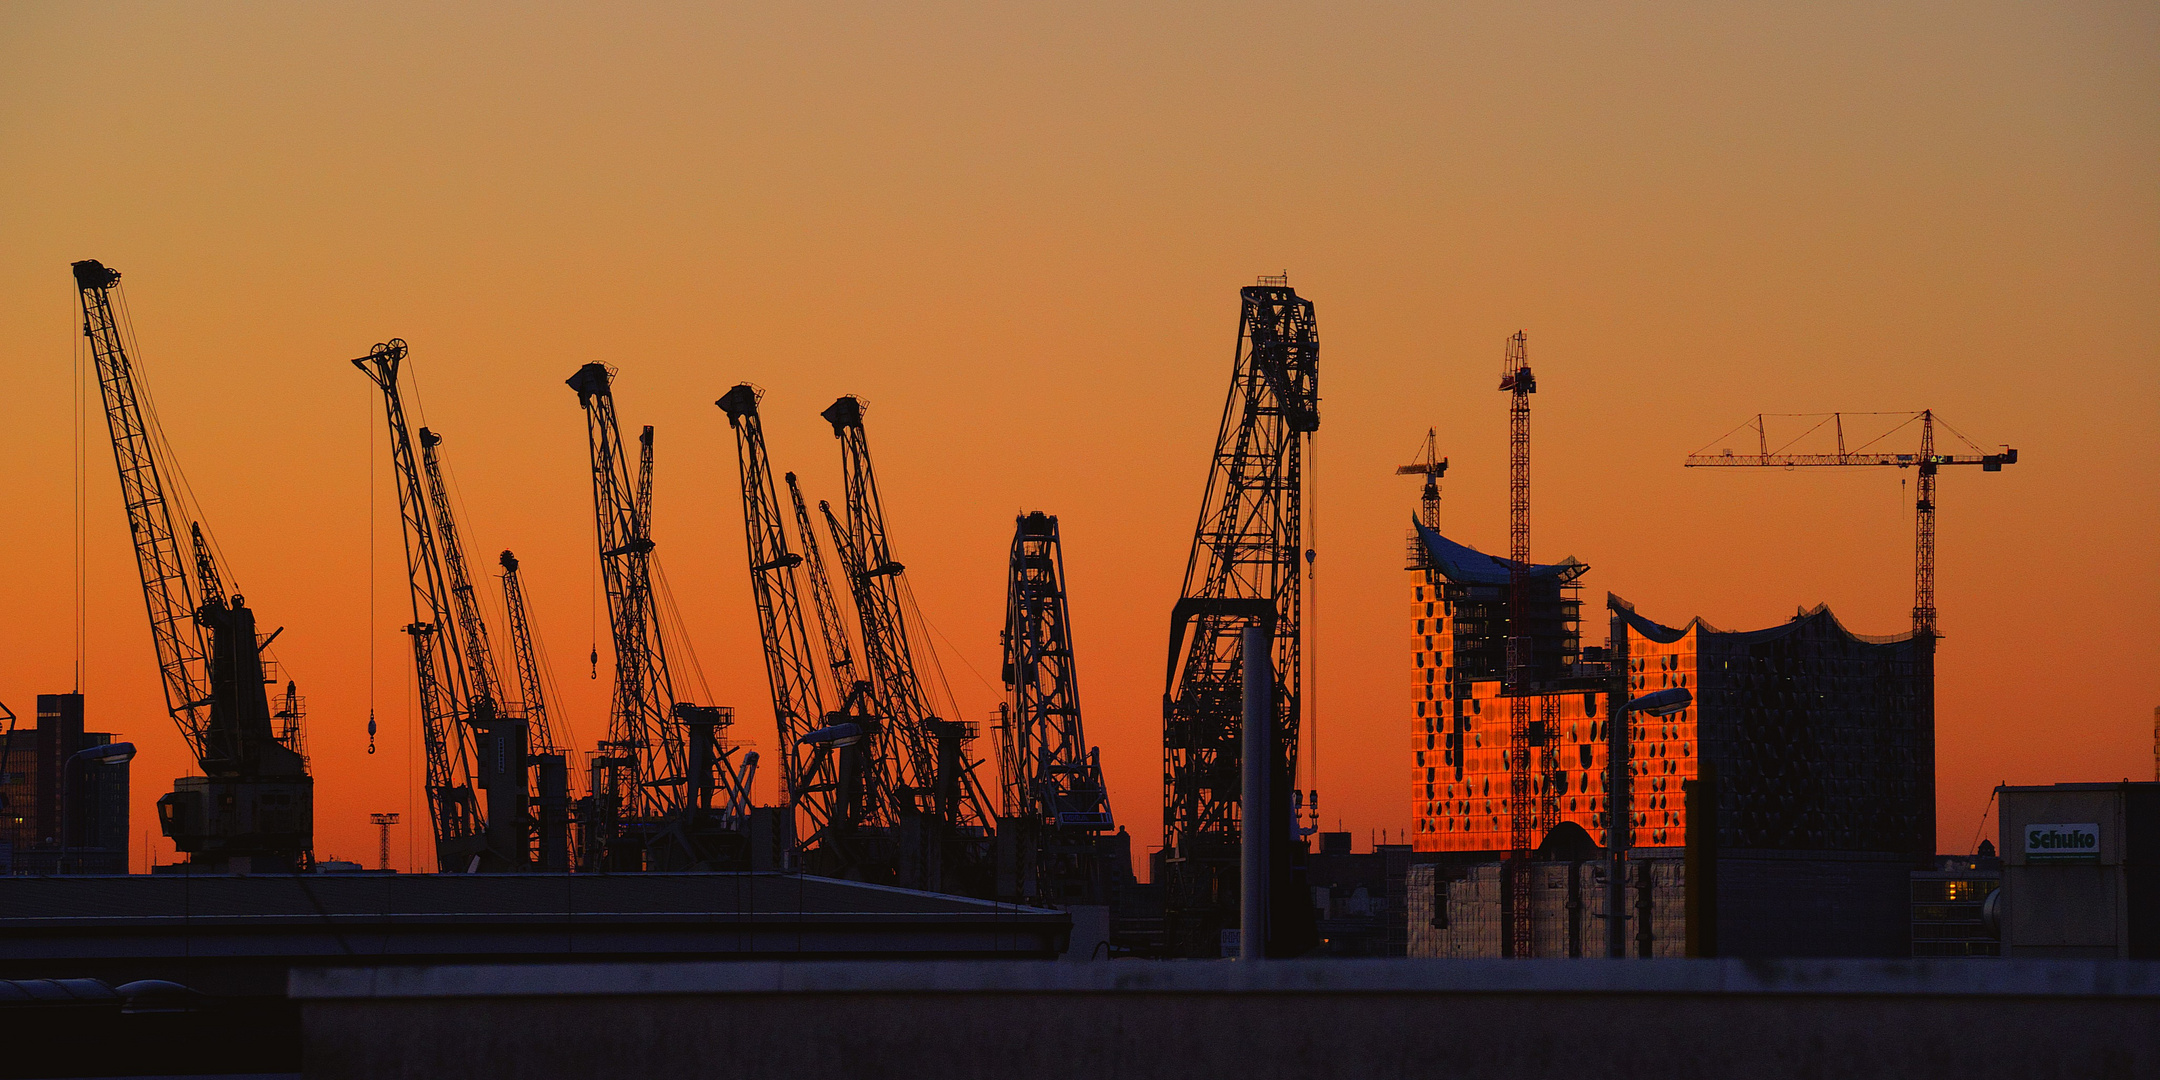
74 260 311 871
1497 331 1559 959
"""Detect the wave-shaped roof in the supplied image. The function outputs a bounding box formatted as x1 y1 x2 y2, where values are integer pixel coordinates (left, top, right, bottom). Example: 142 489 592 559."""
1414 519 1588 587
1612 597 1917 646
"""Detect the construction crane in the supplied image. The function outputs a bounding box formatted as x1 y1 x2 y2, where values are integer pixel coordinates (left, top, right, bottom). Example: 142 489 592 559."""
568 364 753 870
73 260 313 872
499 550 574 871
1395 430 1448 531
819 396 994 895
786 471 895 877
419 426 544 870
354 341 499 872
1162 276 1320 958
569 363 677 866
717 384 832 868
1684 411 2017 639
1496 331 1561 959
997 511 1121 905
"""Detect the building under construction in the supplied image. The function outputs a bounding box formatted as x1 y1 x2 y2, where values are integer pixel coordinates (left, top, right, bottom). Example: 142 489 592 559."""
1406 522 1936 958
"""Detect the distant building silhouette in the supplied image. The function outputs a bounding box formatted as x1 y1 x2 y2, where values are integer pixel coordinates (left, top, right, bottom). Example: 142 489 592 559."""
0 694 130 874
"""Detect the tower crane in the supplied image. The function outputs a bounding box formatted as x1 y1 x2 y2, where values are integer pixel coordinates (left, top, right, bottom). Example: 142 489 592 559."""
73 260 312 872
568 364 753 870
1683 411 2017 639
997 511 1121 905
1162 277 1320 958
354 341 498 871
1496 331 1561 959
818 396 993 894
1395 429 1448 531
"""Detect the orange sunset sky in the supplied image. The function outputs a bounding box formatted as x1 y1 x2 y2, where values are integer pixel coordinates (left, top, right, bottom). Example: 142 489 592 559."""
2 4 2154 872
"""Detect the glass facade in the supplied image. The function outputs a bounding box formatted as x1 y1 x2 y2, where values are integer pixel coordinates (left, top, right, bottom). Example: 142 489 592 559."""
1411 526 1931 861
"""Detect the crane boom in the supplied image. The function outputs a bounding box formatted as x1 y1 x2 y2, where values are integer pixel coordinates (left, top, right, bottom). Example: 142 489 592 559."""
73 260 214 758
820 398 994 838
568 364 682 824
718 385 830 847
571 364 751 871
789 472 863 707
420 429 504 718
498 550 563 757
498 550 575 871
418 426 534 869
789 474 896 872
1683 410 2017 637
354 341 489 871
76 259 311 871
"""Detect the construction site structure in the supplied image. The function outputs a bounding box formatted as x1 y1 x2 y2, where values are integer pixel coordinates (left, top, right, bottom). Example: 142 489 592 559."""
498 550 574 871
1497 331 1563 959
371 812 400 872
1396 430 1448 534
787 470 898 876
355 341 519 872
718 385 893 879
818 395 995 895
995 512 1129 906
1161 276 1321 958
1683 411 2016 640
73 260 313 872
568 363 756 871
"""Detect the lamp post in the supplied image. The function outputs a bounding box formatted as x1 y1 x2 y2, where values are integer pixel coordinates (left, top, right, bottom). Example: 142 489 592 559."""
1604 599 1689 959
60 742 135 875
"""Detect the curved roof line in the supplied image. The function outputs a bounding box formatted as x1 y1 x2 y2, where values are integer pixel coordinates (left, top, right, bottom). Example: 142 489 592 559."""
1413 519 1587 587
1609 593 1917 646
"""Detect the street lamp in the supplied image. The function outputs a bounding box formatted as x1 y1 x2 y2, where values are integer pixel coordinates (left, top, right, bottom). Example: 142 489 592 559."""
60 742 135 875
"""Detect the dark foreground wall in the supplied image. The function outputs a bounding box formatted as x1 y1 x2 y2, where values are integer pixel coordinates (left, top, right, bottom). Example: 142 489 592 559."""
295 958 2160 1080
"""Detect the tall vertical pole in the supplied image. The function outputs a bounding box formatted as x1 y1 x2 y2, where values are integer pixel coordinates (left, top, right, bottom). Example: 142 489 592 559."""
1605 595 1632 958
1240 622 1271 962
1500 331 1537 959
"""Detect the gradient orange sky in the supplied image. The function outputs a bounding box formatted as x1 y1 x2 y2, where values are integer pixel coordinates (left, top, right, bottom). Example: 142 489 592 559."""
2 4 2153 872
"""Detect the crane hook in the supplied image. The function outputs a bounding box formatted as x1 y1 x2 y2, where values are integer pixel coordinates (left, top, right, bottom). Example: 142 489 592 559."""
590 645 599 680
366 711 377 755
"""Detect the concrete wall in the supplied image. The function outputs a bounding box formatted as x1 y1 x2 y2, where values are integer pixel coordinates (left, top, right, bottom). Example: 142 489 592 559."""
1408 851 1914 959
295 958 2160 1080
2000 783 2157 959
